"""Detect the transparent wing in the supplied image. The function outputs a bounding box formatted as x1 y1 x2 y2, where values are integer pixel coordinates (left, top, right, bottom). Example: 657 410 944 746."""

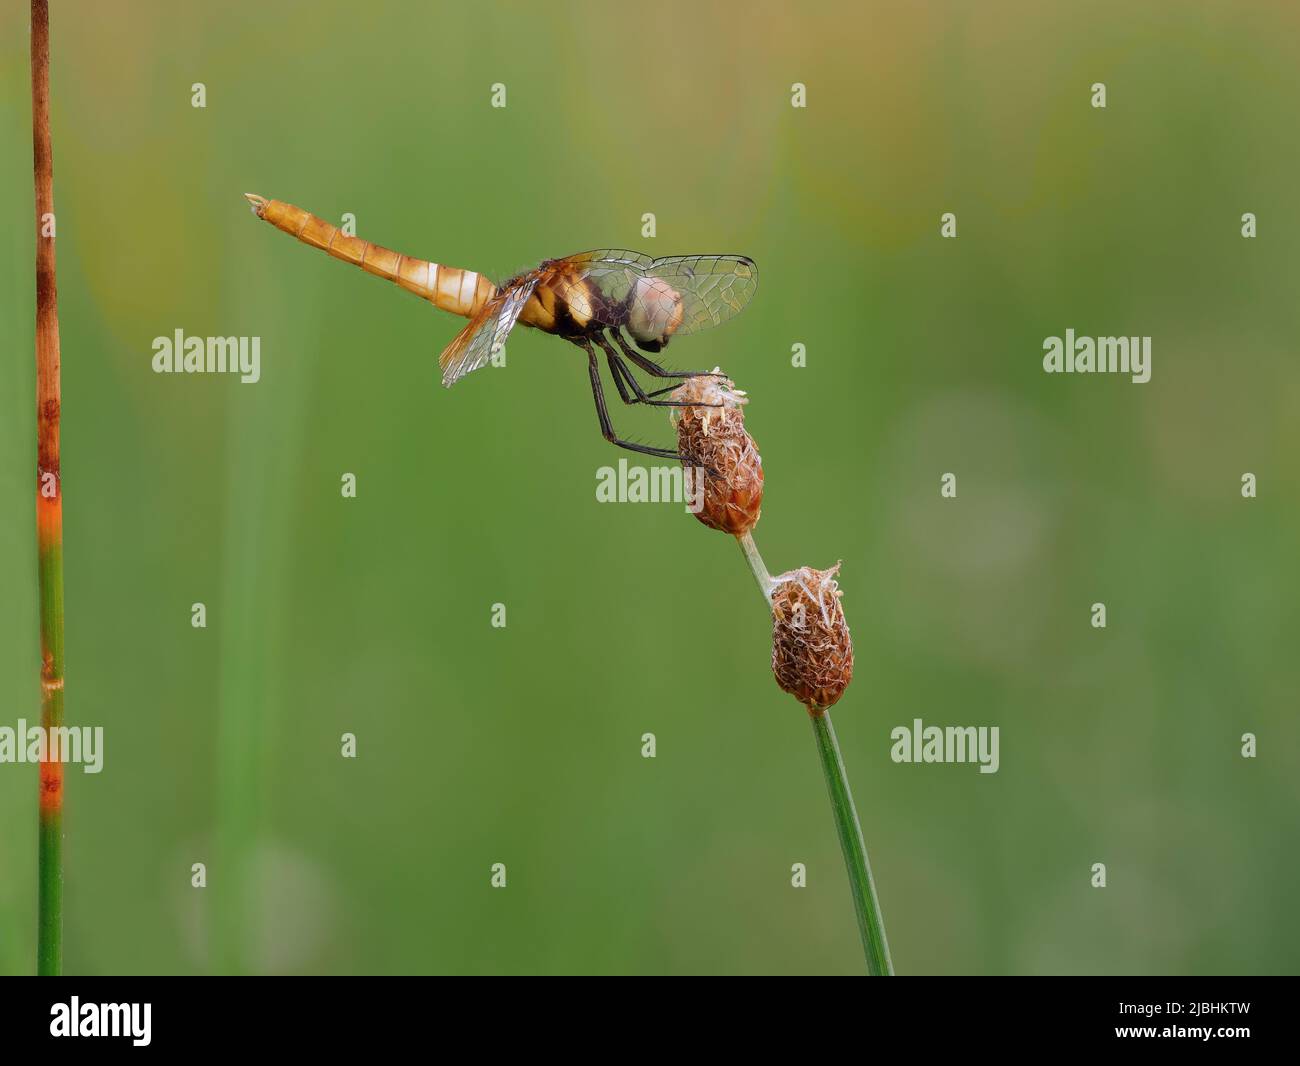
558 250 758 336
638 254 758 335
553 250 654 322
438 279 538 388
561 249 657 271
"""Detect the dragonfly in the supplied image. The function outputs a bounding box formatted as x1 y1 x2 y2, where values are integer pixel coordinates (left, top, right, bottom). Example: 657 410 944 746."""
243 194 757 460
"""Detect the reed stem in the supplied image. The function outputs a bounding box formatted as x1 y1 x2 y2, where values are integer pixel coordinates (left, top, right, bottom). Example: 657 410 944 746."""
31 0 65 977
736 532 892 973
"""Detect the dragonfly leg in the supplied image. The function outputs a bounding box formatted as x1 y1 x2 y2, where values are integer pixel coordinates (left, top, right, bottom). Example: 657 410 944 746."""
601 341 637 405
594 334 700 409
576 339 684 462
643 381 690 399
614 329 728 381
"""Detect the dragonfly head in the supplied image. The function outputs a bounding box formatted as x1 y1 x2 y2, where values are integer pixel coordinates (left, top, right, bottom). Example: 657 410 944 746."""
626 275 684 349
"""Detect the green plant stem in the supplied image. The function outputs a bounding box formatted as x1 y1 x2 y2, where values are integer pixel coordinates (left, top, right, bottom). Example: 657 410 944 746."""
36 535 65 976
808 706 893 974
31 0 65 977
736 531 773 604
736 531 893 974
38 796 62 975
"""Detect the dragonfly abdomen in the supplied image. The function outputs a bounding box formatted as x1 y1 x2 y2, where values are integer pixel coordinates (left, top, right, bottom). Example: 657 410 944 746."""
243 194 496 318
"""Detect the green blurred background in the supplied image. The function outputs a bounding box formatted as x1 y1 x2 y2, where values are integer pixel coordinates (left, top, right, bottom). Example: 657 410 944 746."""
1 0 1297 975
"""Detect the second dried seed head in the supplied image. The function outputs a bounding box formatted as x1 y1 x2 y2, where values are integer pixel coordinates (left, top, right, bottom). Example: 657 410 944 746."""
770 563 855 712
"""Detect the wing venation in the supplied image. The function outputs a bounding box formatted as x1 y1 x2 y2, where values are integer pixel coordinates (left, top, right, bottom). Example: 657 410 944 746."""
438 279 538 388
558 250 757 335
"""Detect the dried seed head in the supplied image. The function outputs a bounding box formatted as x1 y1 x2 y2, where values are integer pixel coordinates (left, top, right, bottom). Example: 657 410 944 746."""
671 372 764 536
770 563 854 712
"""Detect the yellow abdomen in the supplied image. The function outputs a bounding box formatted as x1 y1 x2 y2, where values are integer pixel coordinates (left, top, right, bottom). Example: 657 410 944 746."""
245 194 496 318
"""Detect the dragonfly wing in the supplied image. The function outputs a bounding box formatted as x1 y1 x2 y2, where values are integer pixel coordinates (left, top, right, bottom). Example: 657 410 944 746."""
639 254 758 336
554 250 655 324
559 249 656 271
438 280 538 388
558 250 757 336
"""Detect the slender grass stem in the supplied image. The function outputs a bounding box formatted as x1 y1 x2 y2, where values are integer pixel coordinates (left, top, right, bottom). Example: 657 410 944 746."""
735 531 774 604
808 706 893 974
735 531 893 973
30 0 65 977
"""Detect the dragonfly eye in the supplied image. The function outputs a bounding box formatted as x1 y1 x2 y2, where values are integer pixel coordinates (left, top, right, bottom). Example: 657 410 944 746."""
626 276 684 347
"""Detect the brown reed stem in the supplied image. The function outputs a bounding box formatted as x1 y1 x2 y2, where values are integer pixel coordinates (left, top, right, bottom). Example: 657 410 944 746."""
31 0 66 977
